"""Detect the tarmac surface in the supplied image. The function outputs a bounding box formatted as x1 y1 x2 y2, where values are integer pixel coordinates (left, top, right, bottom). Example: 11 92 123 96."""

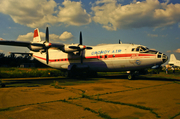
0 74 180 119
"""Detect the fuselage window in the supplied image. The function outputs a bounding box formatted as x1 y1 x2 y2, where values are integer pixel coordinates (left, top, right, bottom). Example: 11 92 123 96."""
105 55 107 58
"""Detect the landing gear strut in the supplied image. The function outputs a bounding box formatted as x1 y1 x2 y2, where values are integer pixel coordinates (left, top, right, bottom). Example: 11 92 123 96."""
127 71 139 80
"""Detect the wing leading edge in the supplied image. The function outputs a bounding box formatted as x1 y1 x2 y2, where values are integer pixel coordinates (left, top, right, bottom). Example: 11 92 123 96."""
0 40 31 47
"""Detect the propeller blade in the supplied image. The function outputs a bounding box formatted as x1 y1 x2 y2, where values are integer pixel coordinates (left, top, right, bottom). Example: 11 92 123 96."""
86 47 93 49
46 27 49 42
46 49 49 64
45 27 49 64
80 51 83 64
80 31 82 45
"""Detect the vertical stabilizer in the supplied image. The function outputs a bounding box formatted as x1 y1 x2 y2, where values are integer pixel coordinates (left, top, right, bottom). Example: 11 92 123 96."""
169 54 177 62
33 28 41 42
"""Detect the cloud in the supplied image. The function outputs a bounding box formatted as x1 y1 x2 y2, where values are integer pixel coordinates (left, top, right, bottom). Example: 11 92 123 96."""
147 34 158 37
16 31 73 41
58 0 91 26
174 49 180 53
1 0 180 30
91 0 180 30
0 0 91 28
166 50 171 53
147 33 167 37
0 0 58 28
59 31 74 41
17 32 34 41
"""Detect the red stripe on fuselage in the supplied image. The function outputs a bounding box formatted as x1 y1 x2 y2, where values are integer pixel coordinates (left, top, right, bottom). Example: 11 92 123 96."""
33 53 156 63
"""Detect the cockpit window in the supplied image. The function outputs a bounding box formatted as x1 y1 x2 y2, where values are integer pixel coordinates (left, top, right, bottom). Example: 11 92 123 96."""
132 46 149 52
147 50 158 54
132 46 157 54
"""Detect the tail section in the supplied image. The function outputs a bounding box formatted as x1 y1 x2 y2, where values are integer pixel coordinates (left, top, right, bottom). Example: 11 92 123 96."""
169 54 177 65
33 28 41 42
169 54 177 62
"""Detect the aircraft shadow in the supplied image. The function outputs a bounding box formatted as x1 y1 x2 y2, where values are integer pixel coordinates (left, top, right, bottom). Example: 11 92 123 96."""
2 74 180 88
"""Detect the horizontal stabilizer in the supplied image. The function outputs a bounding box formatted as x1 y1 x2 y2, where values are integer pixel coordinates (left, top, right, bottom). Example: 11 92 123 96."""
9 52 33 56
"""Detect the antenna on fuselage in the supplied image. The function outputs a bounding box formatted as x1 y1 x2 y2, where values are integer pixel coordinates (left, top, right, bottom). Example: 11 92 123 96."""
119 39 122 44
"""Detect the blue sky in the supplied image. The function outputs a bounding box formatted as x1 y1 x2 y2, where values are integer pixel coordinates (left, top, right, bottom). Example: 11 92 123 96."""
0 0 180 63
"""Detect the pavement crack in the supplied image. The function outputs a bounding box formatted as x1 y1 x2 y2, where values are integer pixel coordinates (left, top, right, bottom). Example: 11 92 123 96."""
170 112 180 119
80 93 161 118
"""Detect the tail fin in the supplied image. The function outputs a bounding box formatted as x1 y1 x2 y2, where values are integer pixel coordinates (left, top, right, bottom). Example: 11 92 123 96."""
33 28 41 42
169 54 177 62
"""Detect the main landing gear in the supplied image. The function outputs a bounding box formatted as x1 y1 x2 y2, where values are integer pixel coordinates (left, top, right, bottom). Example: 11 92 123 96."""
62 70 98 78
127 70 148 80
127 71 137 80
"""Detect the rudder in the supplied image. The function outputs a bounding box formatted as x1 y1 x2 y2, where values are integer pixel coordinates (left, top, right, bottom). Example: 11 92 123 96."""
33 28 41 42
169 54 177 62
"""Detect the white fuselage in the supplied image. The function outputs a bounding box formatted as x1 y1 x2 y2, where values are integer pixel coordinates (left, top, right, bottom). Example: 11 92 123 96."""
32 44 166 72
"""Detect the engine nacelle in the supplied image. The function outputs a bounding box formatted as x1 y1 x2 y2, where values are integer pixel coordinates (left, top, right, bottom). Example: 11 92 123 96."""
28 45 44 52
62 44 79 53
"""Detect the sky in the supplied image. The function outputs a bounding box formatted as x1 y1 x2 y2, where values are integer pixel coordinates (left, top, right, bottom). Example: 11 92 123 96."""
0 0 180 63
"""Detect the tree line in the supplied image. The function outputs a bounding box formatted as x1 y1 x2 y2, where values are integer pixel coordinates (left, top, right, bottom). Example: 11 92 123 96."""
0 53 47 67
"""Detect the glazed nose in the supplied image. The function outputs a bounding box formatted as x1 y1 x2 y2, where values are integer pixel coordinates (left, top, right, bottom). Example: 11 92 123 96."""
162 54 168 63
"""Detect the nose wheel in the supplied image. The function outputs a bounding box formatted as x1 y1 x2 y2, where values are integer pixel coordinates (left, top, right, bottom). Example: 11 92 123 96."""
128 74 135 80
127 71 139 80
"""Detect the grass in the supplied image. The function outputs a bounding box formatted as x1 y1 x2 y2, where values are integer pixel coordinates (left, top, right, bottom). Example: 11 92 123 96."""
50 81 65 89
0 67 62 78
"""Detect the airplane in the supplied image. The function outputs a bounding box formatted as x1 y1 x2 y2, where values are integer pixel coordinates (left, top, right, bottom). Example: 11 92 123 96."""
168 54 180 67
0 27 168 80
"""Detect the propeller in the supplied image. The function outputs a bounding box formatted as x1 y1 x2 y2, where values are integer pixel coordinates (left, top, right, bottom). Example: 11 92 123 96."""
69 31 92 64
69 32 92 50
45 27 50 64
79 32 83 64
78 32 92 64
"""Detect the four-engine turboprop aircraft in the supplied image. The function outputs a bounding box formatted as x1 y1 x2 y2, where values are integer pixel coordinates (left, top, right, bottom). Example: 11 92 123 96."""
0 27 168 79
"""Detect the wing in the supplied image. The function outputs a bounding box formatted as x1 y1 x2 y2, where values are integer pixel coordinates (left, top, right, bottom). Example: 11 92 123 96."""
0 40 65 51
0 40 31 47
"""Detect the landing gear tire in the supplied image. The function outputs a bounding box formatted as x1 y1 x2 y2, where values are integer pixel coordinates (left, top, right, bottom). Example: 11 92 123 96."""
128 74 134 80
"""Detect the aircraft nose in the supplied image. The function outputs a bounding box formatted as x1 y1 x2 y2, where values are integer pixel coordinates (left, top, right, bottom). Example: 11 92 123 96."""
162 54 168 63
